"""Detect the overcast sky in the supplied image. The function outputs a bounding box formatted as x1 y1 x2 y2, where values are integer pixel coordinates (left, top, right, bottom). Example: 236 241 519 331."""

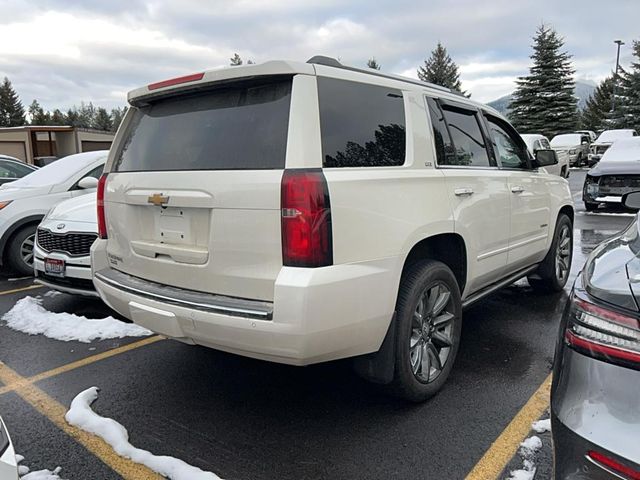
1 0 638 111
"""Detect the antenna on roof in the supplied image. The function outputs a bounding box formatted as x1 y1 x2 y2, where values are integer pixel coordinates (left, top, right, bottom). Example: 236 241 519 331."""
306 56 343 68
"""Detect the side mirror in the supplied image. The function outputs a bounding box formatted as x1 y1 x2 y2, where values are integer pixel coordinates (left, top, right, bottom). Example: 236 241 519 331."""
535 149 558 167
622 191 640 209
77 176 99 189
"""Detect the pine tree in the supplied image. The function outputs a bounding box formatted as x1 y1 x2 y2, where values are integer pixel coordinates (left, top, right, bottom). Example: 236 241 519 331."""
93 107 113 131
508 25 578 138
66 108 81 127
77 102 95 128
0 77 26 126
230 53 243 66
580 76 614 131
110 106 127 132
417 43 464 92
617 40 640 132
50 109 66 125
29 100 51 125
367 58 381 70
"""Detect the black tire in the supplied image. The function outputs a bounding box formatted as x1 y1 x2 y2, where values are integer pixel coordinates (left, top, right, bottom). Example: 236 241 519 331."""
390 260 462 402
528 214 573 292
584 202 598 212
6 225 37 276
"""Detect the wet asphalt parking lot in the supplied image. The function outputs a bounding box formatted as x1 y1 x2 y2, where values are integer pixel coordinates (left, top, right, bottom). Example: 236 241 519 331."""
0 168 635 480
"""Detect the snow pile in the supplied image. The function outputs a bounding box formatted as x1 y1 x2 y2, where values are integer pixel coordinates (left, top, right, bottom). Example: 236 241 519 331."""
532 418 551 433
65 387 220 480
507 436 543 480
2 296 151 343
16 455 64 480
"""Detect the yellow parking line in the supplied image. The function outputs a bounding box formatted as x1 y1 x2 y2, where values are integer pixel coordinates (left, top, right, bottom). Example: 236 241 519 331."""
0 284 43 296
0 362 162 479
464 373 552 480
0 336 164 396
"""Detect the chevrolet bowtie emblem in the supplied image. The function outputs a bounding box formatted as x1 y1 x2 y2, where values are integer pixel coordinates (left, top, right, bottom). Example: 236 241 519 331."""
147 193 169 206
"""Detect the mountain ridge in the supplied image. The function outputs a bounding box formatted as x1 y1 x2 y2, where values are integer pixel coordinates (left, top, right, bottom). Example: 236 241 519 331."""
487 80 596 114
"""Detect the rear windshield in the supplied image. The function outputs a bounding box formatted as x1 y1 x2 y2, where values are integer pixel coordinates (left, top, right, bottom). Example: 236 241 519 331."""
550 134 581 146
113 79 292 172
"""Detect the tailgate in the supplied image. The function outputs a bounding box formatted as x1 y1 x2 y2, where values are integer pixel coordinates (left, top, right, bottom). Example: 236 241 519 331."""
104 78 293 302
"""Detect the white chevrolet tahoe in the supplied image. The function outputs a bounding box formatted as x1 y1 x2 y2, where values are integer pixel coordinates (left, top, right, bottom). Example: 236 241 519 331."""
92 57 574 402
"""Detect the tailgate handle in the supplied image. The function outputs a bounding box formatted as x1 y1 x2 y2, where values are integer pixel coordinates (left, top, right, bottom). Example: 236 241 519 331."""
131 241 208 265
454 188 474 196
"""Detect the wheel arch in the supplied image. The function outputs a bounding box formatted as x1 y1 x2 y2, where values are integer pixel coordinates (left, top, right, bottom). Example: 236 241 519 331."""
0 215 44 265
401 233 467 297
558 205 574 225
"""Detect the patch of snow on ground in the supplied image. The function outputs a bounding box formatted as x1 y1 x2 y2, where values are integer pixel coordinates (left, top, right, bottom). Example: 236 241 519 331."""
532 418 551 433
65 387 220 480
16 455 64 480
506 436 543 480
2 296 151 343
43 290 63 298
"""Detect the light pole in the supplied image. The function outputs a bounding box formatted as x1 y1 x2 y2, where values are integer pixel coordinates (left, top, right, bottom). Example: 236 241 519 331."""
612 39 625 113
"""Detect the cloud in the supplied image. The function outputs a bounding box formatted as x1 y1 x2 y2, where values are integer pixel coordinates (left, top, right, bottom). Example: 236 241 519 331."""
0 0 638 110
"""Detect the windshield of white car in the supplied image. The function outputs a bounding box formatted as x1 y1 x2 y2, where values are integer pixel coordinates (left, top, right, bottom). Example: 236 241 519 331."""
550 134 581 146
596 130 636 143
9 152 106 187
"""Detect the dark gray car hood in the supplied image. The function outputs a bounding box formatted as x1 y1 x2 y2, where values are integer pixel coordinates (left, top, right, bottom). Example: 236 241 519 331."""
583 218 640 311
588 160 640 177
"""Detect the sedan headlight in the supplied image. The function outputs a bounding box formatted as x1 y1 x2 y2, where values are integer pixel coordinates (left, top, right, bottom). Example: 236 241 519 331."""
0 200 12 210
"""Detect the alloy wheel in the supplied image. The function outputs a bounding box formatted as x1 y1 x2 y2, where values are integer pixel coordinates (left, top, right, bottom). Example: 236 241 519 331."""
555 225 571 284
410 282 454 383
20 233 35 268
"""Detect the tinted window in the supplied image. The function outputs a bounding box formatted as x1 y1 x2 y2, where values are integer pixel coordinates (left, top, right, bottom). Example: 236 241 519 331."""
441 106 490 167
426 97 456 165
0 160 33 178
486 117 529 169
318 78 405 168
114 79 292 172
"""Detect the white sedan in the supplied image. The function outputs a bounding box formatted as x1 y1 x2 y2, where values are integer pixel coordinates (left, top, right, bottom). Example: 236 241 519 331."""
34 194 98 296
0 151 107 276
0 416 18 480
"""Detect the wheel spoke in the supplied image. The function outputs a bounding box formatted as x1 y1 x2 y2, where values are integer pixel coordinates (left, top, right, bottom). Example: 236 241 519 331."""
410 332 421 350
425 284 439 313
433 312 454 328
420 343 431 380
431 331 452 348
431 290 451 317
428 342 442 371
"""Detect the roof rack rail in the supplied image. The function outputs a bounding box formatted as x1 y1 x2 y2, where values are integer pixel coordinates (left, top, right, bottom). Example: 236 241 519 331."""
306 55 461 95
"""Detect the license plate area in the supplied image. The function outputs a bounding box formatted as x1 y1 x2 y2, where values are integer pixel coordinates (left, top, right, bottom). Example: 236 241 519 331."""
155 207 192 244
44 258 65 277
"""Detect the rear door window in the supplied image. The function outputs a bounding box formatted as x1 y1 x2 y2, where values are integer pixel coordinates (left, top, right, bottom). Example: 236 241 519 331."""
318 78 406 168
439 105 491 167
114 79 292 171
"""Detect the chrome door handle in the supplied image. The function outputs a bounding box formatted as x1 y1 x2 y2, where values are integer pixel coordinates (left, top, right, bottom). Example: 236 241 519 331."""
511 185 525 193
454 188 474 196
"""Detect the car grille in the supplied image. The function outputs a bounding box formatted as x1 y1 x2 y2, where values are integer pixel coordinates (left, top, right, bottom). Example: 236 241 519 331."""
36 228 97 257
599 176 640 188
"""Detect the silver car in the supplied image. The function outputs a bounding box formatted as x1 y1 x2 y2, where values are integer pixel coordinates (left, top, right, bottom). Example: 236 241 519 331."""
551 191 640 479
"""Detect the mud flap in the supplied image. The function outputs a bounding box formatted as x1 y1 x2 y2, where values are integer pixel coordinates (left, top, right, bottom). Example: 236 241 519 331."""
352 313 396 384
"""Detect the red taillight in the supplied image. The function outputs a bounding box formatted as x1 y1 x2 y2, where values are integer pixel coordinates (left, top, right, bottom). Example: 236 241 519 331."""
588 450 640 479
565 293 640 368
281 169 332 267
97 173 108 239
148 72 205 91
